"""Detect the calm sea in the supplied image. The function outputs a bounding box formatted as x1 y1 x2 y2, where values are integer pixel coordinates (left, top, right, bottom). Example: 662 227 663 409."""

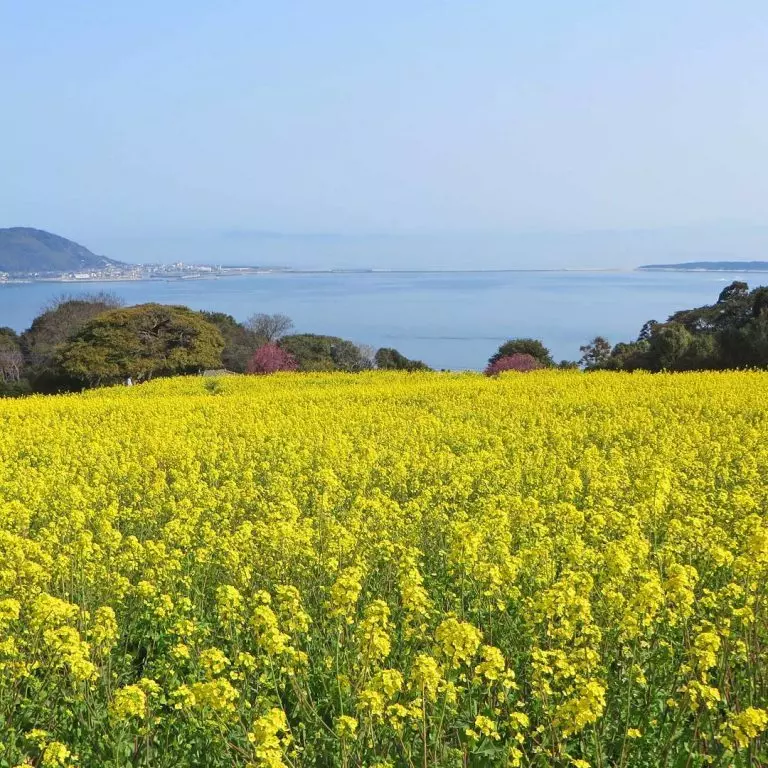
0 270 763 370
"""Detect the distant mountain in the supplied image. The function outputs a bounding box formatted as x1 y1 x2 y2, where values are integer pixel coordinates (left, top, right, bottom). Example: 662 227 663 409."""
638 260 768 272
0 227 126 274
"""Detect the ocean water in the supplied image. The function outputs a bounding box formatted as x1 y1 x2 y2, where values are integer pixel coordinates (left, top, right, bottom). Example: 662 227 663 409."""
0 270 763 370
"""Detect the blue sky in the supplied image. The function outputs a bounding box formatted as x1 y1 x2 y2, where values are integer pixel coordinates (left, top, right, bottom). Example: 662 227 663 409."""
3 1 768 268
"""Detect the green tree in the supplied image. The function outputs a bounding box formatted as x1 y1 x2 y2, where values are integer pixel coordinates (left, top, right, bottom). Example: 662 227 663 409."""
374 347 431 371
720 311 768 368
670 280 753 334
279 334 373 372
58 304 224 387
578 336 612 370
489 338 554 367
21 293 124 368
200 311 259 372
604 341 649 371
750 286 768 318
717 280 749 304
637 320 659 342
601 282 768 372
646 322 693 371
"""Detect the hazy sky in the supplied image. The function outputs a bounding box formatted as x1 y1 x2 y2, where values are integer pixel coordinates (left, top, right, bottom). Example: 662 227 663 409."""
3 1 768 268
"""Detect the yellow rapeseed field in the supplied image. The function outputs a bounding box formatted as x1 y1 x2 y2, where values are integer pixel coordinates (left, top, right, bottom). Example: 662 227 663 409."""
1 371 767 767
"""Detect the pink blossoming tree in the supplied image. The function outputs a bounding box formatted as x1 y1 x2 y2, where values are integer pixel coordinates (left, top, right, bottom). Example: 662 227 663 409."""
247 343 298 375
484 353 543 376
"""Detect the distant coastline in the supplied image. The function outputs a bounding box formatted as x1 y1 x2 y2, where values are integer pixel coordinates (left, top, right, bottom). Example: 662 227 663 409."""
0 266 674 285
638 260 768 273
1 267 631 285
4 263 768 286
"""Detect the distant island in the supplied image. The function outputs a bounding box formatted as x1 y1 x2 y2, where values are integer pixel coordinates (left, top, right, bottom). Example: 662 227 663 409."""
638 260 768 272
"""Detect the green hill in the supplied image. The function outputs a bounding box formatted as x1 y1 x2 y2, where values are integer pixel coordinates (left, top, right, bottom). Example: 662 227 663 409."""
0 227 125 274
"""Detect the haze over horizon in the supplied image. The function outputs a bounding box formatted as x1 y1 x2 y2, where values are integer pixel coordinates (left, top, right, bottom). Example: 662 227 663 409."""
4 1 768 269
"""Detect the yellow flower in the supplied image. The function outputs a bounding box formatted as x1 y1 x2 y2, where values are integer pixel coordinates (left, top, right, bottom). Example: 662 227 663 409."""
357 599 391 665
719 707 768 751
171 642 191 661
474 644 505 682
187 679 239 716
472 714 500 740
435 617 482 667
91 606 118 651
110 685 147 720
40 741 71 768
410 654 442 702
248 707 292 767
215 584 244 623
4 368 768 764
198 647 230 677
328 566 364 623
0 597 20 623
357 688 385 718
335 715 358 740
374 668 404 698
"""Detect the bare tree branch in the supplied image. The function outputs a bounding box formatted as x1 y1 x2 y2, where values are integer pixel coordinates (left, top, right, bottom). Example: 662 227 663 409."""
245 313 294 343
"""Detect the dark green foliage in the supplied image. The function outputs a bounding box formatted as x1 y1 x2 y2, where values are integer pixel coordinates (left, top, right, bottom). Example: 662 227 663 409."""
374 347 432 371
21 293 124 368
0 378 32 397
200 312 259 373
595 281 768 372
646 322 693 371
602 341 649 371
279 334 372 372
637 320 659 342
15 294 124 392
489 338 554 367
751 286 768 318
58 304 224 387
718 280 749 304
579 337 612 370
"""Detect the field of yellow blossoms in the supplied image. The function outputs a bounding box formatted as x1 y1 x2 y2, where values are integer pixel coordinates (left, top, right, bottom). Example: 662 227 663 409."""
1 371 767 767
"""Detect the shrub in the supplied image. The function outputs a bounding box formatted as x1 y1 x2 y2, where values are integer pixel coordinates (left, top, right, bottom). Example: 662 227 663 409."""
489 338 554 367
247 343 298 374
484 353 542 375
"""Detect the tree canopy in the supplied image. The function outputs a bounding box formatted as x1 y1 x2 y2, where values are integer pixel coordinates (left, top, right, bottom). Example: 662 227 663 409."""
489 338 555 367
374 347 431 371
279 334 373 372
21 293 124 369
246 313 294 343
579 337 612 370
200 311 260 373
246 343 298 374
589 281 768 372
485 353 542 375
58 304 224 386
